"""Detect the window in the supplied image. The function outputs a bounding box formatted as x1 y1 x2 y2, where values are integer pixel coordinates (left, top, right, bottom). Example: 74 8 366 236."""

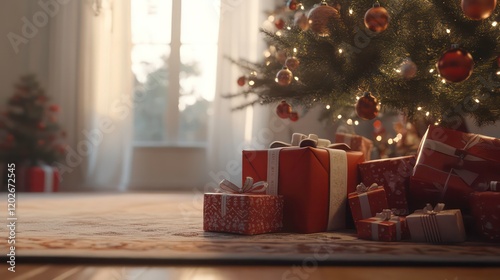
131 0 220 146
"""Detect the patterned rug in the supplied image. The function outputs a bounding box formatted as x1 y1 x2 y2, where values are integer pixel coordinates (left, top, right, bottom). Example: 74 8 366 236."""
2 193 499 265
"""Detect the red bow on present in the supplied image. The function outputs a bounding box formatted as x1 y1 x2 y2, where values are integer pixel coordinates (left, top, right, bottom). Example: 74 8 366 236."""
219 177 268 194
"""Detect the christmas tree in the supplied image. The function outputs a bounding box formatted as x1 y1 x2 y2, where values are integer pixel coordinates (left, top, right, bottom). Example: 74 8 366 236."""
0 75 65 165
229 0 500 127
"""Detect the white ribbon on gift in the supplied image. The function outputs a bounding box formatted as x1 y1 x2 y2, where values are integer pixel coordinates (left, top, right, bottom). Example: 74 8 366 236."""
217 177 268 217
269 133 340 149
370 209 402 241
266 143 348 231
40 164 54 192
356 182 382 220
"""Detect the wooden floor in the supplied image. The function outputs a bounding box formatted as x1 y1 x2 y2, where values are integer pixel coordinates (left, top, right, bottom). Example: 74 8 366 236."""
1 265 500 280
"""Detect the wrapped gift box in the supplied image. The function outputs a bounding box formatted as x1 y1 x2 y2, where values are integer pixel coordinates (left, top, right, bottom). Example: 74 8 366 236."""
406 203 466 243
335 133 373 161
358 156 416 216
410 125 500 212
348 183 389 223
470 192 500 242
20 165 59 192
242 147 365 233
203 193 284 235
356 210 409 241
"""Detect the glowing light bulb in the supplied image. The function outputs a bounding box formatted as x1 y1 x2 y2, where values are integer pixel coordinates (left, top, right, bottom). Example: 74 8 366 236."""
248 80 255 86
425 111 430 117
376 136 382 141
294 76 299 81
349 8 353 15
446 28 451 34
475 98 480 103
293 47 297 53
493 21 498 27
338 49 343 54
337 114 342 119
326 105 331 110
354 120 359 126
268 15 275 22
276 31 282 36
442 79 446 83
388 139 394 145
347 119 353 125
429 69 435 73
417 107 422 111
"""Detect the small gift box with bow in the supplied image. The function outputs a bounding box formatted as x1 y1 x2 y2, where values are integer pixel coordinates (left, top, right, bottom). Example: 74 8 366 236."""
410 125 500 212
243 133 365 233
335 132 374 161
470 192 500 242
356 209 409 241
203 177 284 235
406 203 466 243
348 183 389 225
358 156 416 216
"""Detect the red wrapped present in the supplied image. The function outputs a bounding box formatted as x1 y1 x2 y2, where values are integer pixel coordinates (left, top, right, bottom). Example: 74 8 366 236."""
356 209 409 241
470 192 500 242
19 165 60 192
335 133 373 161
358 156 416 216
203 178 284 235
410 125 500 212
242 146 365 233
348 183 389 223
406 203 466 243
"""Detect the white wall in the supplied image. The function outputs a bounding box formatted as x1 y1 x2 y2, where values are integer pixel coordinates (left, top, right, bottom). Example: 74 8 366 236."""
0 1 51 103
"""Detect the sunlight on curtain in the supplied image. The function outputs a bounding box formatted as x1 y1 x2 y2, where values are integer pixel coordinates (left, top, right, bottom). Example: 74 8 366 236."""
77 0 133 190
208 1 274 187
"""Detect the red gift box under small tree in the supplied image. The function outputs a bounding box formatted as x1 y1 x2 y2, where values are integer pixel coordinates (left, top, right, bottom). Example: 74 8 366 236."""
0 75 65 191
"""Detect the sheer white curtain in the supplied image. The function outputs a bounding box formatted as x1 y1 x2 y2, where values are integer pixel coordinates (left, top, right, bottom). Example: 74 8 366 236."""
49 0 132 191
208 1 275 187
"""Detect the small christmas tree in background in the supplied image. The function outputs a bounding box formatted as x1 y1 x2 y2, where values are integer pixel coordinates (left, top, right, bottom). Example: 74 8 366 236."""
228 0 500 128
0 75 65 165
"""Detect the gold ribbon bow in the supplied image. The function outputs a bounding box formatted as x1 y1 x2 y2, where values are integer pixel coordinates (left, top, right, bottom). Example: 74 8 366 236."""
219 177 268 194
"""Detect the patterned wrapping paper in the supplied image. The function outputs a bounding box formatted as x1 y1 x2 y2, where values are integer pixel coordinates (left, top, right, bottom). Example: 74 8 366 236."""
410 125 500 212
358 156 416 215
348 184 389 224
470 192 500 242
335 133 374 161
203 193 284 235
242 147 365 233
356 210 409 241
406 203 466 243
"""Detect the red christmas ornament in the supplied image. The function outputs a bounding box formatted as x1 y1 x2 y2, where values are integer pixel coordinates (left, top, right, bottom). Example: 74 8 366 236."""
289 112 299 122
461 0 497 20
287 0 299 10
276 101 292 119
6 134 14 143
276 66 293 86
307 1 340 37
49 104 60 112
237 76 246 87
294 11 309 31
437 46 474 83
364 2 390 33
275 18 285 30
285 57 300 71
356 92 380 120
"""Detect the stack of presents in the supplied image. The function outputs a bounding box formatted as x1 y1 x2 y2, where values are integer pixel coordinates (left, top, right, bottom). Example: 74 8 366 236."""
203 125 500 243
